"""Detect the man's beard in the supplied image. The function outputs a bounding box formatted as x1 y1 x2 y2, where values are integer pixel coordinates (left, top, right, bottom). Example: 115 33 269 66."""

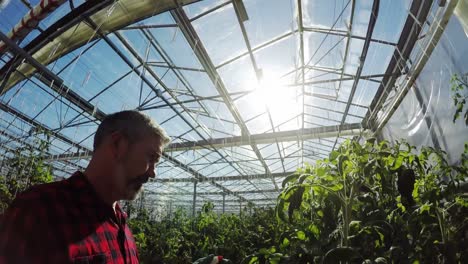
115 162 149 200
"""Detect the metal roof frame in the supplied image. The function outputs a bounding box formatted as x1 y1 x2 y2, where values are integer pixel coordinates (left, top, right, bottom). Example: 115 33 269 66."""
0 0 445 212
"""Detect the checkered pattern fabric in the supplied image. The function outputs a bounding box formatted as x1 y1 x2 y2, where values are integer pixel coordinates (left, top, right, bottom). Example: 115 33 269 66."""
0 171 139 264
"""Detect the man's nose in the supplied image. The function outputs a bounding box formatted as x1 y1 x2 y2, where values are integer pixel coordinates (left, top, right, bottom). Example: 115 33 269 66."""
148 165 156 178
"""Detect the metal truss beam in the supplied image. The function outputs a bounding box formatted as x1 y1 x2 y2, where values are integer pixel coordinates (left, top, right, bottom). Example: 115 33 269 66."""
145 198 275 204
45 123 361 161
156 171 291 183
148 188 280 196
168 122 361 151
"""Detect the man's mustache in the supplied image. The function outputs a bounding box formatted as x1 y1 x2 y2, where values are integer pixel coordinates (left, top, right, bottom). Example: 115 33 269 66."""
131 174 149 185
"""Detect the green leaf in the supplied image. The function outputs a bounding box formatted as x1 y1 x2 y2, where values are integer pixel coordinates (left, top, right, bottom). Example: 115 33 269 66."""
455 196 468 207
281 173 300 188
276 199 287 222
392 156 404 170
338 155 349 177
296 230 306 240
248 256 258 264
298 173 314 184
281 237 290 247
330 183 343 191
329 150 340 161
316 166 327 177
349 220 361 233
418 203 432 214
308 224 320 238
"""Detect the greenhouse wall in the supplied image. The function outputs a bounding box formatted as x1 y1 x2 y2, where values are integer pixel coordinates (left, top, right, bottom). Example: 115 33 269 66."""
381 11 468 164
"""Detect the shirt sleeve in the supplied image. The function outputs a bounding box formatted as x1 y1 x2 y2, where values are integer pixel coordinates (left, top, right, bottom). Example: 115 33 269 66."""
0 192 48 264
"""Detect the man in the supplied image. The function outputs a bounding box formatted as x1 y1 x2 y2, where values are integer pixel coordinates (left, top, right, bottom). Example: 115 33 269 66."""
0 110 170 263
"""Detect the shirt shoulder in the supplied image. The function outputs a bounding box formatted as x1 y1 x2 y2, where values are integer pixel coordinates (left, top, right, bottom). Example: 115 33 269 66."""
12 179 71 208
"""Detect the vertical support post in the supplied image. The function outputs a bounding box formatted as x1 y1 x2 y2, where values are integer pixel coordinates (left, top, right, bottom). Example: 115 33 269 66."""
222 193 226 214
192 181 197 217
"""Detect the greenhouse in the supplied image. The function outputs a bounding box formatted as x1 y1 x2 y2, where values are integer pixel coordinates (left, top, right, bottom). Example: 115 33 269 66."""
0 0 467 263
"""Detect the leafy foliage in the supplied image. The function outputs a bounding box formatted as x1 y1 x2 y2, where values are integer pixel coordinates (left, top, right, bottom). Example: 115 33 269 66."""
0 130 53 212
275 138 468 263
451 73 468 125
128 202 282 264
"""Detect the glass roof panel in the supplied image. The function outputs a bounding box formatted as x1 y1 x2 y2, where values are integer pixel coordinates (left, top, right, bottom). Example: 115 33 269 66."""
217 54 256 92
371 0 412 43
255 35 299 82
192 3 247 65
39 2 71 29
183 0 230 19
243 0 297 47
302 0 351 30
245 113 270 134
361 43 395 76
146 26 203 69
304 32 346 70
351 80 380 107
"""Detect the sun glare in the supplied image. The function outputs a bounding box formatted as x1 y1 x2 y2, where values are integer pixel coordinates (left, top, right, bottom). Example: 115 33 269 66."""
243 71 302 128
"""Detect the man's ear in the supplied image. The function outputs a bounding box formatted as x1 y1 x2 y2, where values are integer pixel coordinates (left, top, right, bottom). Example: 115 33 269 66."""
110 131 129 160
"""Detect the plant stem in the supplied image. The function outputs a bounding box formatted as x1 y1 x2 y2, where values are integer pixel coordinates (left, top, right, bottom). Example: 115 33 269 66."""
436 208 447 244
341 183 354 248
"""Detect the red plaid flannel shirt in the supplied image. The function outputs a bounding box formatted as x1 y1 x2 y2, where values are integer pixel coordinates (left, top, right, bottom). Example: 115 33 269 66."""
0 171 139 263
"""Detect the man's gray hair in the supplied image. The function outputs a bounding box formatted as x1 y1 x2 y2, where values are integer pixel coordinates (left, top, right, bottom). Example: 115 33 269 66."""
93 110 171 151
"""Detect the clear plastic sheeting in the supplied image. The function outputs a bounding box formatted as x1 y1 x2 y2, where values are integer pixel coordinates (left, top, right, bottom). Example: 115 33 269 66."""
380 2 468 164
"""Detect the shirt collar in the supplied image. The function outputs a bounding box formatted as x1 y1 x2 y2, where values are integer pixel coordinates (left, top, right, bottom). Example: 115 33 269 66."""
67 171 127 222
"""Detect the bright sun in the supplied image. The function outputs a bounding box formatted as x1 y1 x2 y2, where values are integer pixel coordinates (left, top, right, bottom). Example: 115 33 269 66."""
243 71 302 128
